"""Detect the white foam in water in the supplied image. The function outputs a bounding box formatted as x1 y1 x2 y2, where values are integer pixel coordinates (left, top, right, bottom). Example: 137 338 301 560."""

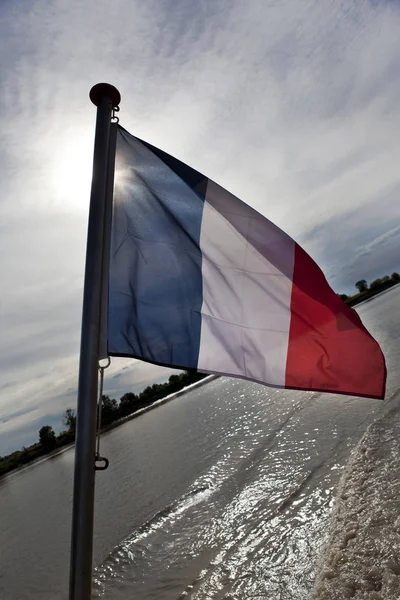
314 403 400 600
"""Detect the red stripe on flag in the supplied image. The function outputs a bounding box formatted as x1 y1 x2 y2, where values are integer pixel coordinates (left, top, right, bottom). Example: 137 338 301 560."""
285 245 386 399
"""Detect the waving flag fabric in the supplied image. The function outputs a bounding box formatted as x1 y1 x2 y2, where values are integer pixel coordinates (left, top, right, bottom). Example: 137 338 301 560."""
107 125 386 399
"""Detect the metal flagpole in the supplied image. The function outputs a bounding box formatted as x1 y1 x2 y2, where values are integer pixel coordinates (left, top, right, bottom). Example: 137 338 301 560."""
69 83 121 600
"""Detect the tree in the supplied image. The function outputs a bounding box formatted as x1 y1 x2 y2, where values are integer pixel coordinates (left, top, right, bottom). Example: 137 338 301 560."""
338 294 348 302
119 393 139 417
355 279 368 293
391 272 400 283
139 386 155 403
168 374 182 393
100 395 119 427
39 425 57 452
370 278 383 291
180 370 201 386
63 408 76 434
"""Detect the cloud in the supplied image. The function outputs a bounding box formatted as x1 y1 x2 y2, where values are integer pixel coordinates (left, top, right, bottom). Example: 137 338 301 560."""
1 0 399 452
356 224 400 259
0 353 177 454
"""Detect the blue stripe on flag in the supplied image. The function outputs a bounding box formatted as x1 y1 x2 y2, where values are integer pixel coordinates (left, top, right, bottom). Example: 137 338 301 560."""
108 127 207 369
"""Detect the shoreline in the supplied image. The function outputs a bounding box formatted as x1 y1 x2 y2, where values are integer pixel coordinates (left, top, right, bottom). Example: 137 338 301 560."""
346 281 400 308
0 374 219 482
100 374 219 435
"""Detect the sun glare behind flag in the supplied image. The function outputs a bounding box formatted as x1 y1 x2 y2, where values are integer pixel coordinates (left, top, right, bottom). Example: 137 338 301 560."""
105 125 386 400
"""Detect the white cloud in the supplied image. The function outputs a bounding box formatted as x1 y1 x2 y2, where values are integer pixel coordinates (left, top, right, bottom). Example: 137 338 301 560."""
1 0 399 452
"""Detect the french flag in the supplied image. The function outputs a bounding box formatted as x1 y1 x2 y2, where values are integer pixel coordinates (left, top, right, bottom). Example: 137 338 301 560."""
106 125 386 400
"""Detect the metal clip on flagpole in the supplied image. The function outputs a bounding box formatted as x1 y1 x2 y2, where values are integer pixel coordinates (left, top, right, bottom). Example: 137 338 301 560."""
69 83 120 600
95 358 111 472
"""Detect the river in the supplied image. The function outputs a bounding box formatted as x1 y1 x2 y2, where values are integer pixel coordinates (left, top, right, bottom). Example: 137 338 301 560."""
0 286 399 600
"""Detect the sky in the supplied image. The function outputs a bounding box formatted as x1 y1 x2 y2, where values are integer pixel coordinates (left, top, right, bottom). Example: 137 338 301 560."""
0 0 399 455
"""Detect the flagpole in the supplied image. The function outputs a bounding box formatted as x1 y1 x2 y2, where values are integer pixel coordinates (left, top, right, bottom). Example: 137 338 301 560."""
69 83 121 600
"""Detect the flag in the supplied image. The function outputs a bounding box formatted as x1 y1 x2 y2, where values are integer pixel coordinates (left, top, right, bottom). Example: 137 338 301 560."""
106 125 386 399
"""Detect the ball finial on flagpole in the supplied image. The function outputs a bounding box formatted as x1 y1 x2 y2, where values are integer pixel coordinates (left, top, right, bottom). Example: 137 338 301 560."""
90 83 121 108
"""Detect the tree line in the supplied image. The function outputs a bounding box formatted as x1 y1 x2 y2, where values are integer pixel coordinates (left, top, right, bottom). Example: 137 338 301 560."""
338 272 400 307
0 370 206 477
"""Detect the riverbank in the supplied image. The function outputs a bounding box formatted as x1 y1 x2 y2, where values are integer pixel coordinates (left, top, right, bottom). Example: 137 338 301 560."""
0 374 218 480
100 373 219 435
344 279 399 307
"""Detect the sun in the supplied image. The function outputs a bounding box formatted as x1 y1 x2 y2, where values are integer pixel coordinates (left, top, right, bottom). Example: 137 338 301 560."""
114 166 132 190
50 130 94 213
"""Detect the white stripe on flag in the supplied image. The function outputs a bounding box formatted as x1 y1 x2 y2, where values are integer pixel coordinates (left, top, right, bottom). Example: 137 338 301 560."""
197 180 295 385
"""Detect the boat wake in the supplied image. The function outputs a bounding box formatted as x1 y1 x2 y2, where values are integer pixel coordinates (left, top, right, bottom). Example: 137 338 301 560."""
314 391 400 600
93 485 214 595
93 387 341 599
92 373 390 600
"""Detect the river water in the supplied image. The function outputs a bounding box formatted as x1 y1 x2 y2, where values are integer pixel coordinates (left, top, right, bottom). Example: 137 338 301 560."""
0 286 399 600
